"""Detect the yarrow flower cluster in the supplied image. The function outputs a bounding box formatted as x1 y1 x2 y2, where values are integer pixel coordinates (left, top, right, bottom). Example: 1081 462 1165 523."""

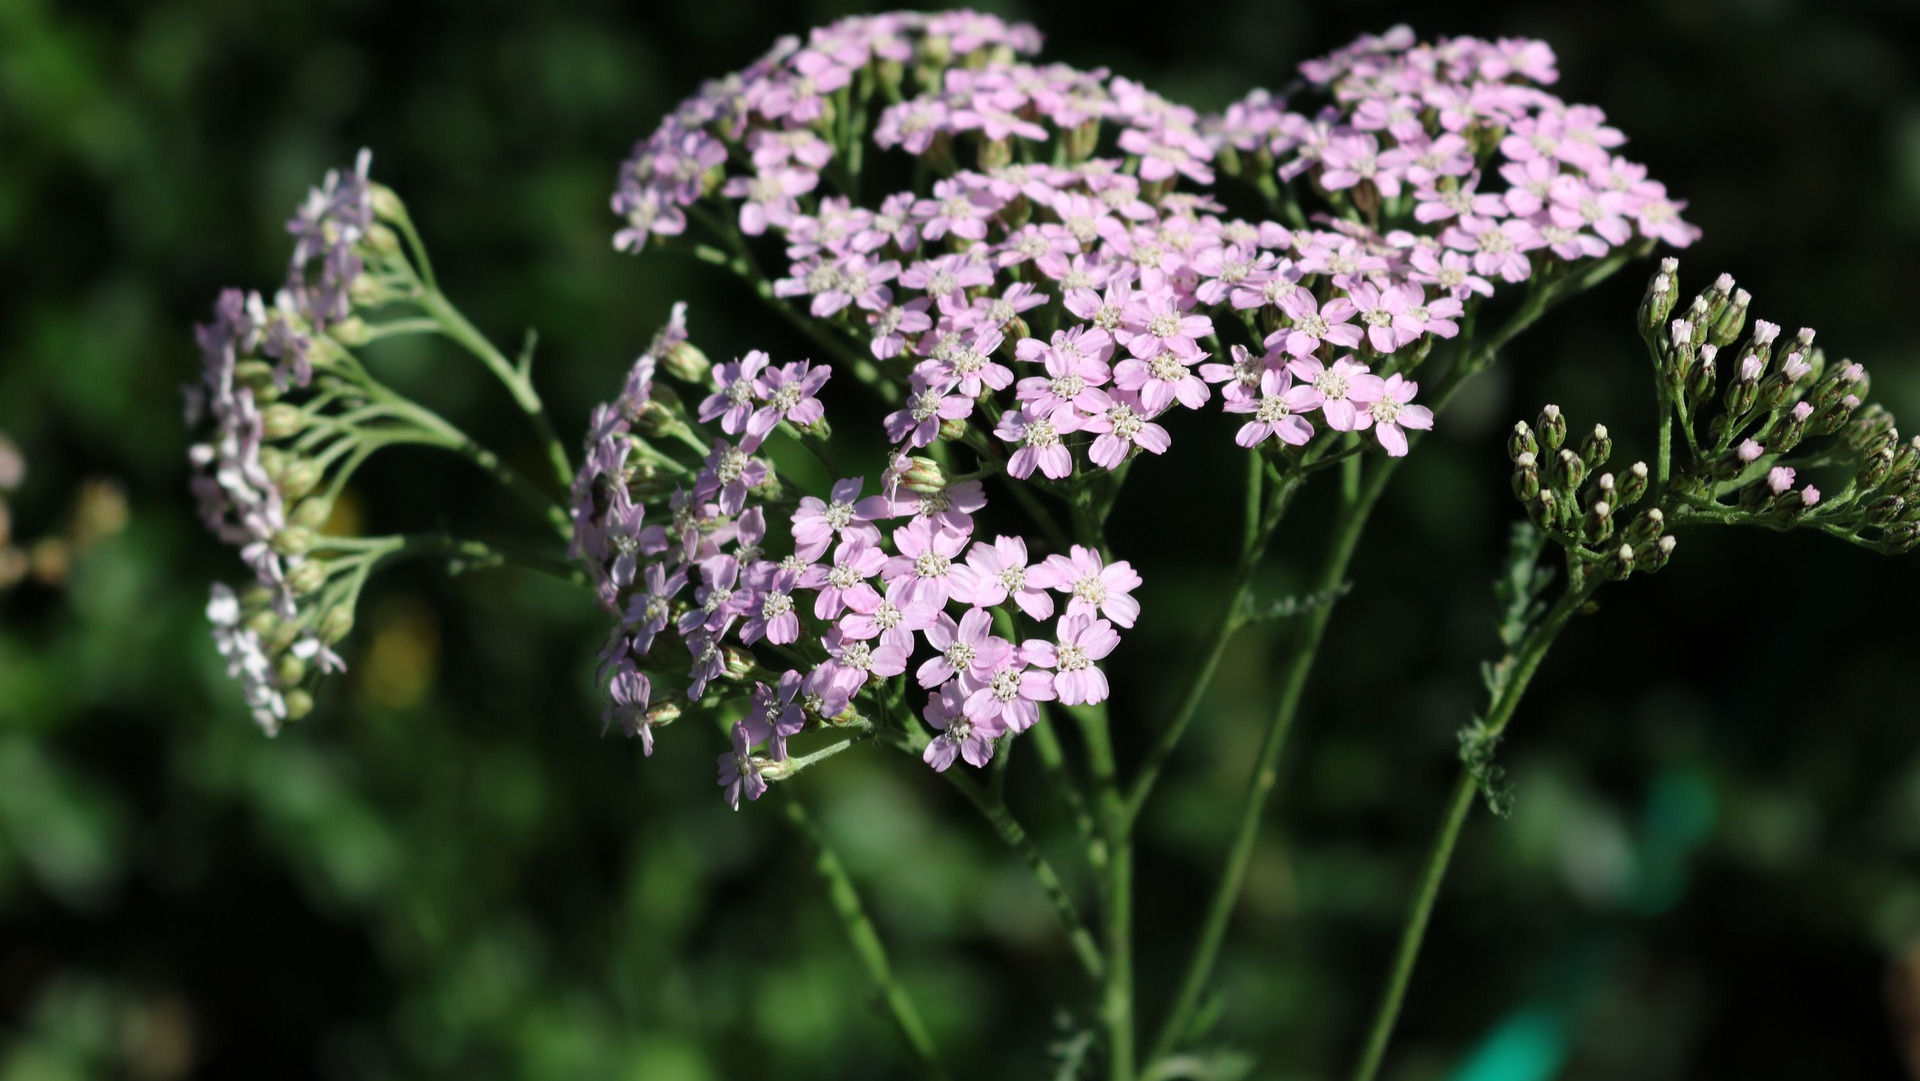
186 152 515 734
591 12 1702 807
571 306 1144 807
613 14 1696 499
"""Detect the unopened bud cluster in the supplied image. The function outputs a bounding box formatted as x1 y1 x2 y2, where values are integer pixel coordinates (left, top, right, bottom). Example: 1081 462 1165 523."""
1509 408 1673 587
1640 264 1913 553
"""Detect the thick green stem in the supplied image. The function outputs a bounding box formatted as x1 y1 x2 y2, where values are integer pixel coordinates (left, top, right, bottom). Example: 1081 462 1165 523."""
782 799 949 1081
416 288 575 492
1347 589 1587 1081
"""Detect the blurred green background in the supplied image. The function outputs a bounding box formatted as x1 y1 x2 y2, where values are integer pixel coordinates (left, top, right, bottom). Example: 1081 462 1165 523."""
4 0 1920 1078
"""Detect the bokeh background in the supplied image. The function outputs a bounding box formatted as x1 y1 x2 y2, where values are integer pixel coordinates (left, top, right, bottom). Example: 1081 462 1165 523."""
4 0 1920 1078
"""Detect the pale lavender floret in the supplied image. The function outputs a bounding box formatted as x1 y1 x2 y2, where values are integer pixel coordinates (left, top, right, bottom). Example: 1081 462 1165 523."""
791 477 887 561
1030 545 1142 628
1024 613 1121 706
917 607 1012 689
922 683 1000 772
748 671 809 760
1225 368 1316 449
801 536 887 620
718 720 769 810
958 645 1056 733
699 350 771 437
1117 289 1213 360
1285 356 1384 431
1112 345 1210 414
955 535 1055 620
884 370 973 448
1353 373 1433 457
996 404 1082 480
1269 289 1364 358
840 588 937 654
740 566 803 646
605 660 656 754
693 440 770 516
747 360 832 445
622 562 687 655
882 516 975 607
1080 389 1172 470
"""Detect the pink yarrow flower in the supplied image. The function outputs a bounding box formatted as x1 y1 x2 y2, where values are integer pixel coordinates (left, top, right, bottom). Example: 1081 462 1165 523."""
1354 373 1433 457
1030 545 1142 628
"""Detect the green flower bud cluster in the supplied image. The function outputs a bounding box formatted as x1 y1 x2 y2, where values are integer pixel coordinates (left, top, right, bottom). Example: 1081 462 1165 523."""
1639 263 1915 554
1508 408 1672 589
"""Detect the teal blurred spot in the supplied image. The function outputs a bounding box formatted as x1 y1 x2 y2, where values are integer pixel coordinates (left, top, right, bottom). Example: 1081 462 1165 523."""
1450 1005 1567 1081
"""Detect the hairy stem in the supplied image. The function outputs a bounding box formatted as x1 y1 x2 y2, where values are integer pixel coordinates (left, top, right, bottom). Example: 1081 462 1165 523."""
1348 587 1588 1081
782 798 949 1081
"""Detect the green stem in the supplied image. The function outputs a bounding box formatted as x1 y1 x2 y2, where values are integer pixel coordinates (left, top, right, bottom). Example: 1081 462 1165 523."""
1123 469 1303 822
1147 457 1394 1063
941 770 1106 983
356 379 570 536
416 288 574 491
1347 588 1587 1081
781 798 948 1081
1075 702 1134 1081
1029 708 1101 863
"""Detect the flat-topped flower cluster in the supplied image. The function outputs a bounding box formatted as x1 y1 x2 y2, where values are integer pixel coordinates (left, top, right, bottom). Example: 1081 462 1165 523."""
590 12 1700 806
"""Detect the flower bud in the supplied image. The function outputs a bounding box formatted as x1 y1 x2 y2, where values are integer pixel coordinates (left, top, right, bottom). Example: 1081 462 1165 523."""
290 497 333 531
1619 461 1650 506
1581 424 1612 470
1625 507 1665 546
937 416 970 442
1892 435 1920 479
1527 489 1558 530
1664 318 1698 385
1686 349 1717 408
285 559 328 596
279 458 324 501
1537 405 1567 451
319 605 354 643
1858 495 1904 526
977 136 1013 171
1638 258 1679 338
722 645 756 682
363 223 402 257
1592 472 1618 508
1857 446 1897 491
1606 542 1635 580
661 341 711 385
1686 297 1712 348
1582 500 1614 544
328 317 372 346
1553 448 1586 492
283 689 314 721
1841 404 1894 454
1885 522 1920 555
369 184 407 223
1511 452 1540 501
1708 287 1750 348
276 653 308 687
647 701 682 729
901 456 950 495
1507 421 1537 463
1724 366 1760 418
272 526 313 556
1637 534 1677 574
260 403 306 440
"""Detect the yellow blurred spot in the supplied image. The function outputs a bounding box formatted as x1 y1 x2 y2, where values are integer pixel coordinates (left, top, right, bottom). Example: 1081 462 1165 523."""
357 594 440 710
